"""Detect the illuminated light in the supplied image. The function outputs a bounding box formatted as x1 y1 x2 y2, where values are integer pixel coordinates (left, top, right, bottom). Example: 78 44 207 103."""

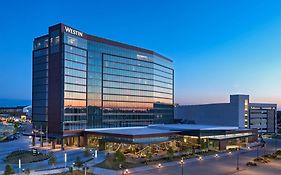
215 154 219 158
228 151 232 155
125 169 129 174
198 156 203 160
180 157 184 165
158 163 162 168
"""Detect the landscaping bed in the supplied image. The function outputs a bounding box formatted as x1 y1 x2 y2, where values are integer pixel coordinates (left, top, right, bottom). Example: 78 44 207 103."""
5 150 50 164
96 150 214 170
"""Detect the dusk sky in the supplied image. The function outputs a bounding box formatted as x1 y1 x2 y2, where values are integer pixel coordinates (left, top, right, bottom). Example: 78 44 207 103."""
0 0 280 109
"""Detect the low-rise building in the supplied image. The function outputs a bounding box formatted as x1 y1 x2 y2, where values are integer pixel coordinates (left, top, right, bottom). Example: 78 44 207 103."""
175 95 277 134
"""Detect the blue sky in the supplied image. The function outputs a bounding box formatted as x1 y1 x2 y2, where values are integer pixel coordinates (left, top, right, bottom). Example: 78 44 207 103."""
0 0 280 108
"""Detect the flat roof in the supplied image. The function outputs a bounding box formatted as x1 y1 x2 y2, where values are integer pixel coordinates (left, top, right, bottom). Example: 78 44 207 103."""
148 124 239 131
85 126 179 138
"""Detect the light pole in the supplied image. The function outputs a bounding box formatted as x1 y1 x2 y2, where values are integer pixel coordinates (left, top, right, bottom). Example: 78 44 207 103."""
84 163 87 175
236 147 240 171
256 145 259 158
180 157 184 175
64 153 67 169
19 159 21 174
119 164 123 175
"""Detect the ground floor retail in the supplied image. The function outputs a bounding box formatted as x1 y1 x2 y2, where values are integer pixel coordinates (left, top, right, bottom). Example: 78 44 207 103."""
27 124 258 151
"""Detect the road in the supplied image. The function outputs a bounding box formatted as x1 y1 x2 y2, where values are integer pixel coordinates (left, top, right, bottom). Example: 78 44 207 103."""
131 139 281 175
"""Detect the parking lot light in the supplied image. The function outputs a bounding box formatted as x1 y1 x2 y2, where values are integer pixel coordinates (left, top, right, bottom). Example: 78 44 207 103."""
157 163 162 168
180 158 184 175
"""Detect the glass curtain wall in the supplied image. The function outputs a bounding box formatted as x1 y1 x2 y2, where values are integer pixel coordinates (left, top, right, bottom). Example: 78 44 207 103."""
63 33 87 130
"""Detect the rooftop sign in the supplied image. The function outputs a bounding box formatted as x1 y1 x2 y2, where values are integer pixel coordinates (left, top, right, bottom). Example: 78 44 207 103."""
64 26 83 37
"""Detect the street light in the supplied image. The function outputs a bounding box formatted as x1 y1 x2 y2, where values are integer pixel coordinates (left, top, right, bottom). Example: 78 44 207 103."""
198 156 203 160
215 154 219 158
157 163 162 168
180 157 184 175
64 153 67 169
236 147 240 171
84 163 87 175
125 169 129 174
119 164 123 175
18 159 21 174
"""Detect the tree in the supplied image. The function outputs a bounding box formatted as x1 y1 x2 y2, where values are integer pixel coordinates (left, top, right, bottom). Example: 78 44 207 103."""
4 164 15 175
114 150 126 164
48 155 57 167
167 147 174 160
74 156 83 168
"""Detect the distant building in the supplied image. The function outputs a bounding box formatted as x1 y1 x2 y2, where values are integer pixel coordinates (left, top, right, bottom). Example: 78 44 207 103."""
0 106 27 117
175 95 277 133
23 106 32 117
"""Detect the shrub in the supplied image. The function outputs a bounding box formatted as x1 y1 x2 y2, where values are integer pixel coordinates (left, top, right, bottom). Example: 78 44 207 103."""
74 156 83 168
167 147 174 160
48 155 57 167
114 150 126 164
83 148 92 157
4 164 15 175
253 157 270 163
246 161 257 167
275 150 281 156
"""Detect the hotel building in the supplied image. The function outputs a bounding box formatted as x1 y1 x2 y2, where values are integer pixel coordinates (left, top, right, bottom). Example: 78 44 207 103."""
32 23 174 147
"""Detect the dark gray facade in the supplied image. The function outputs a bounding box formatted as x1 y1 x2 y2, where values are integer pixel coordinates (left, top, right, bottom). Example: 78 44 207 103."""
175 95 277 133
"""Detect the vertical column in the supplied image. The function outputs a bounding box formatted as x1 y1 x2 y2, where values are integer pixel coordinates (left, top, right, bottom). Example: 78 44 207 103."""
40 138 43 147
61 138 64 151
52 139 56 149
78 136 81 147
32 136 35 146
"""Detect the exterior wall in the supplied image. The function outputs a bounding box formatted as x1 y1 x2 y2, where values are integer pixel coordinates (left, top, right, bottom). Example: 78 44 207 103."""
175 103 238 127
175 95 277 133
230 95 249 128
249 103 277 133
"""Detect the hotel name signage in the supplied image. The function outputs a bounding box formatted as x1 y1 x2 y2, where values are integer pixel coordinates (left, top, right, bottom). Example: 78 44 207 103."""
64 26 83 37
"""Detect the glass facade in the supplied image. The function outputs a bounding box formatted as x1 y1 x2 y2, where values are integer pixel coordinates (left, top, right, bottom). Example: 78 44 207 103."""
33 24 174 134
33 36 49 130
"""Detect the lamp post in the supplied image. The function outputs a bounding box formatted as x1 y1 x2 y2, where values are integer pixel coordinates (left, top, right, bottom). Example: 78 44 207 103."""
64 153 67 169
236 147 240 171
84 163 87 175
119 164 123 175
180 157 184 175
256 145 259 158
19 159 21 174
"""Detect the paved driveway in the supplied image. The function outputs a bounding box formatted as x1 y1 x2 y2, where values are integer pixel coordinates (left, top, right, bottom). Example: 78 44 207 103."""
131 139 281 175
